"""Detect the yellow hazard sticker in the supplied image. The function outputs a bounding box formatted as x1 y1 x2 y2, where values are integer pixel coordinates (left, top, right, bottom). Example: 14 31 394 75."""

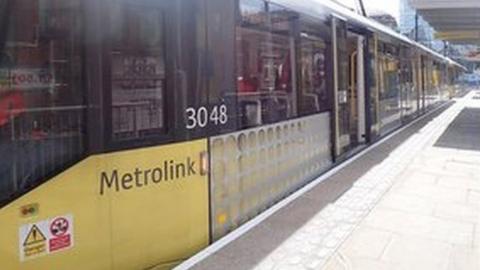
19 223 48 260
18 214 74 261
22 225 47 259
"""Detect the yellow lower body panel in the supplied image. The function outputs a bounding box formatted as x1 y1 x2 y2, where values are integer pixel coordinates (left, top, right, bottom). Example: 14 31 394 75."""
0 139 210 270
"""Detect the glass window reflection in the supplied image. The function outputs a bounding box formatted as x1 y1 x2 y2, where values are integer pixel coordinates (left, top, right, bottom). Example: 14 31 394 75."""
0 0 85 203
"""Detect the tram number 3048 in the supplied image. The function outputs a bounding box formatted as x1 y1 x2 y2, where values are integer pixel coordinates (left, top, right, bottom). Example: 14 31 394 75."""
186 105 228 129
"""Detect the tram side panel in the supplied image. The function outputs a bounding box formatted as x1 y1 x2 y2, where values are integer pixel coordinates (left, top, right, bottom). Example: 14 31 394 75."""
0 157 111 270
0 140 210 270
210 114 332 240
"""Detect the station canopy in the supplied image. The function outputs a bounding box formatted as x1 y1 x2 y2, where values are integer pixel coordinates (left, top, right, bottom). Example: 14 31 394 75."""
410 0 480 44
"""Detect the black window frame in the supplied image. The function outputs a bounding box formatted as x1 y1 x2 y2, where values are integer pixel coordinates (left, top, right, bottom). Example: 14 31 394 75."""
101 0 176 152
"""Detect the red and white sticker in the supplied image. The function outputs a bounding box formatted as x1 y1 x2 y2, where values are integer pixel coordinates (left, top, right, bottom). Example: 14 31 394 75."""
49 216 72 252
19 214 74 261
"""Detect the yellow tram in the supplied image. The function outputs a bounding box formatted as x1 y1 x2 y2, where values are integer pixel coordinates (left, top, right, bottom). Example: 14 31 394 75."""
0 0 463 269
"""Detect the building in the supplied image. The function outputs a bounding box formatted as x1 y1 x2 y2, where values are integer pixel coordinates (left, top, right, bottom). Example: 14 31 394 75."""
408 0 480 72
369 9 399 30
399 0 443 51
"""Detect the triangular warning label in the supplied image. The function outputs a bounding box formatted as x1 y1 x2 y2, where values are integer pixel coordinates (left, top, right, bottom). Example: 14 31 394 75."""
23 225 46 246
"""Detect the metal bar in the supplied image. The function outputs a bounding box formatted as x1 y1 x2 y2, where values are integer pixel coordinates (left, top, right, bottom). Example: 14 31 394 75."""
7 105 86 114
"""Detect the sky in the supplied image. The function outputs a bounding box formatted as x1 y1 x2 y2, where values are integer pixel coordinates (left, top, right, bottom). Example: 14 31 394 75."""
337 0 400 20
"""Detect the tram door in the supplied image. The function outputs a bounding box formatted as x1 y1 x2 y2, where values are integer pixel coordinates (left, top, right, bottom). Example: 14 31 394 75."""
333 20 367 158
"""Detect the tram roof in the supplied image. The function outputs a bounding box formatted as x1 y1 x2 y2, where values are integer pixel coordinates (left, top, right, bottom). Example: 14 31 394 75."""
271 0 466 70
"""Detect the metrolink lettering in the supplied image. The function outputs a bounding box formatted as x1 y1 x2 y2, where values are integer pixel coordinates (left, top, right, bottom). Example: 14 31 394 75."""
100 158 197 195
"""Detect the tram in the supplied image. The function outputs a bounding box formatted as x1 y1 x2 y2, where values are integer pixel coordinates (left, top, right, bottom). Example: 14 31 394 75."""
0 0 463 269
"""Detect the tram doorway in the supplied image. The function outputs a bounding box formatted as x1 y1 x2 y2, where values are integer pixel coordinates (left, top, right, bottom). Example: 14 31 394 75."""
334 23 367 158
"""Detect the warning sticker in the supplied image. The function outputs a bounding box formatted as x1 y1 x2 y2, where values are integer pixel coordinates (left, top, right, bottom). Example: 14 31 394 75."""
49 217 72 252
22 225 47 259
19 214 74 261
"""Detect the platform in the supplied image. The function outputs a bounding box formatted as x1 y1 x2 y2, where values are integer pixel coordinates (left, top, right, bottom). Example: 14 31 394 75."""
175 91 480 270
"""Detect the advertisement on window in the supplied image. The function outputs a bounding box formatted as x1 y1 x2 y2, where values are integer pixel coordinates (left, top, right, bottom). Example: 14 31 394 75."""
111 55 165 136
0 69 55 92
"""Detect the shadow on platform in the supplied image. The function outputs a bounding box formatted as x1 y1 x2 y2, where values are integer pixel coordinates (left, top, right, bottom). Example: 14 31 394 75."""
435 108 480 152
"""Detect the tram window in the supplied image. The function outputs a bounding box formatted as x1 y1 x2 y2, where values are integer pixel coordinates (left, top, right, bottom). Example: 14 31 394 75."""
335 20 351 140
336 22 349 100
0 0 85 204
205 0 236 132
108 2 166 141
236 0 297 127
298 16 332 115
240 0 266 25
378 42 400 100
377 40 401 132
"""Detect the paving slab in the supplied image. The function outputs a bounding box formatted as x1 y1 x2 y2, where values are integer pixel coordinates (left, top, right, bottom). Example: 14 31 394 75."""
325 92 480 269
